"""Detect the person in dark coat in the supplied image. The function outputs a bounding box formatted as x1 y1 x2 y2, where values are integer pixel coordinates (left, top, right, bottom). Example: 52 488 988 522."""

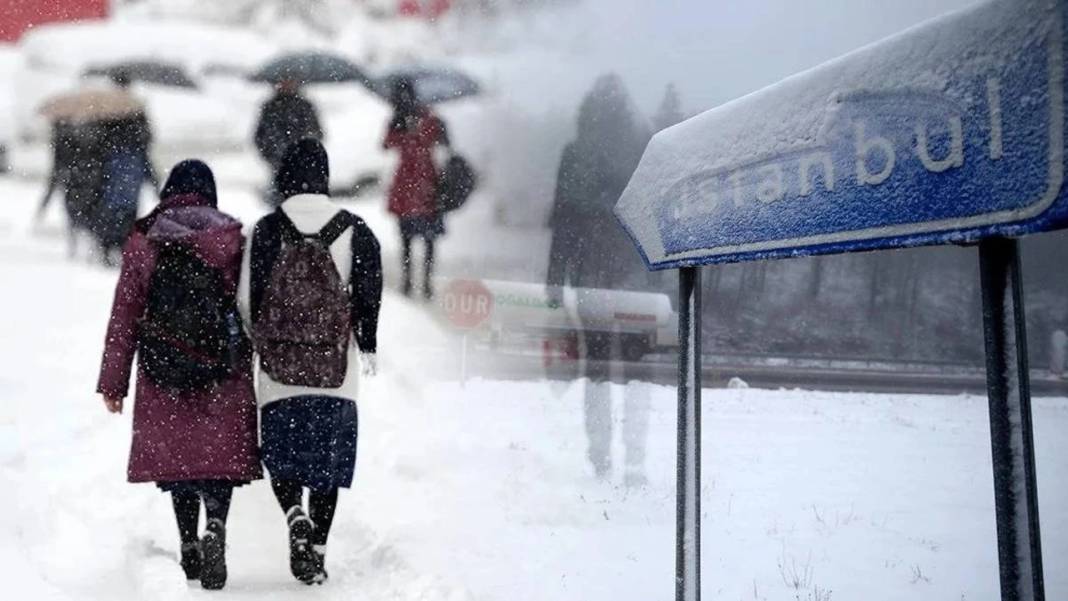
37 120 109 258
383 77 449 299
37 121 75 218
97 160 261 590
239 139 382 586
254 79 324 204
95 73 160 265
546 73 655 486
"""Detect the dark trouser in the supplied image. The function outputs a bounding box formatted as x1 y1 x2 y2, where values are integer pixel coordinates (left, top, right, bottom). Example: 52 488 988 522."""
270 479 339 547
170 482 235 545
401 233 436 298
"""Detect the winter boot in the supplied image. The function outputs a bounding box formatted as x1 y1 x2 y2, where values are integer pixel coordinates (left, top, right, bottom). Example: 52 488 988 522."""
286 507 317 584
179 542 202 581
200 518 227 590
311 545 329 584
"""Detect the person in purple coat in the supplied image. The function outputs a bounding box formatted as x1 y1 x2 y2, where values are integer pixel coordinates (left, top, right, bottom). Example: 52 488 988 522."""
97 160 262 590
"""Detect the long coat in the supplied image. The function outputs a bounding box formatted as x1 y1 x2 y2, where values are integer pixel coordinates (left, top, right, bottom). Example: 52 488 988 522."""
97 195 262 483
254 92 323 169
384 109 446 218
64 122 108 232
547 74 654 292
95 113 159 250
547 142 650 291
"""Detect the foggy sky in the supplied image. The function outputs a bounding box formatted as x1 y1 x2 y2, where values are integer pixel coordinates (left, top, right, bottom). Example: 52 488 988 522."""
566 0 984 115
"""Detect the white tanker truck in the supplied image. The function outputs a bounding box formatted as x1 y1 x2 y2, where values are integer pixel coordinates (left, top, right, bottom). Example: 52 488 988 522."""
438 278 679 361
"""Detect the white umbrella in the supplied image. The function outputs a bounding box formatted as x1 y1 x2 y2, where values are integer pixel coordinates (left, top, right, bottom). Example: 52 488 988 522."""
38 88 144 124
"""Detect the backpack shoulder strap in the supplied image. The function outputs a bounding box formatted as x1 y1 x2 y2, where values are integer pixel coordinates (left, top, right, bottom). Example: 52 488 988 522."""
318 210 353 246
274 208 305 244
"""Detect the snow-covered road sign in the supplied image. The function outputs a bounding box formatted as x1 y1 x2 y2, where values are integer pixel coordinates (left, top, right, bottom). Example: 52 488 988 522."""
616 0 1068 269
623 3 1060 600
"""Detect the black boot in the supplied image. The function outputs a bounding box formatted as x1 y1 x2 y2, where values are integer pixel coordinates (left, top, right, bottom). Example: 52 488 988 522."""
200 518 227 590
286 507 317 584
179 542 201 581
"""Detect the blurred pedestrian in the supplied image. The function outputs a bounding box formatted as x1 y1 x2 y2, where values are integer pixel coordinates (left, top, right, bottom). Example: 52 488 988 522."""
95 72 160 265
240 139 382 585
546 73 655 487
254 79 323 205
37 121 73 218
383 77 449 299
97 160 261 590
37 120 107 258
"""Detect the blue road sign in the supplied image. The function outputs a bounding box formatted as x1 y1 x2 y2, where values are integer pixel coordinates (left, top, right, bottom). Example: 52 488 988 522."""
615 0 1068 269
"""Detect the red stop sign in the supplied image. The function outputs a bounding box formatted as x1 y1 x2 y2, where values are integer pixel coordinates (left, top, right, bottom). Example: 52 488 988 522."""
441 279 494 329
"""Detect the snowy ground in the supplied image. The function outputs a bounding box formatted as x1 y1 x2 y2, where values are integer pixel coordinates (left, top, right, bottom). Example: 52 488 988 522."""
1 173 1067 601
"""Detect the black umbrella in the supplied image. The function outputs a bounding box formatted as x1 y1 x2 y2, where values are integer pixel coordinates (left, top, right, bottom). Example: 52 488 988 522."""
376 67 481 104
250 52 369 86
83 60 198 89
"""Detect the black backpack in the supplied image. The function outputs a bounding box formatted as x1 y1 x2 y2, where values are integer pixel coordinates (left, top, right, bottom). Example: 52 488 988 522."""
436 154 477 213
138 244 244 390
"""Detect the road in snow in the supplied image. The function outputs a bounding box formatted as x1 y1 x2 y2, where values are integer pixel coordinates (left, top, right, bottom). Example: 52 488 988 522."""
0 176 1066 600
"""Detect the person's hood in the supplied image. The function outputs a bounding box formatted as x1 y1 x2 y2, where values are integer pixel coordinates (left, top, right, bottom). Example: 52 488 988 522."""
160 161 218 207
136 193 213 234
147 204 243 269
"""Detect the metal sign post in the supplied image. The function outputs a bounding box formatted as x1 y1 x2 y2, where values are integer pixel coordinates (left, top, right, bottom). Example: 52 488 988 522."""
613 2 1065 598
978 238 1046 601
460 332 469 387
676 267 702 601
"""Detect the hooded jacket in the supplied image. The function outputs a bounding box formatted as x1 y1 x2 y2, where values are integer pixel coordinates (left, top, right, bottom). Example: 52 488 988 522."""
97 194 262 483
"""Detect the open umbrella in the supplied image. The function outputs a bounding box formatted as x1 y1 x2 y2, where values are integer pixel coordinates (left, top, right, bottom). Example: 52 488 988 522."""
375 67 481 104
250 52 369 86
38 88 145 124
83 60 198 89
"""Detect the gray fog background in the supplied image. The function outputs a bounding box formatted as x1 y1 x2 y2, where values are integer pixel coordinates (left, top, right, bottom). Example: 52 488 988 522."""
552 0 984 114
510 0 1066 367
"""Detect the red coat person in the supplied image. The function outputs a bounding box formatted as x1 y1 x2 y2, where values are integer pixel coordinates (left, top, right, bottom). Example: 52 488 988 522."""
384 108 447 218
397 0 451 18
97 193 262 484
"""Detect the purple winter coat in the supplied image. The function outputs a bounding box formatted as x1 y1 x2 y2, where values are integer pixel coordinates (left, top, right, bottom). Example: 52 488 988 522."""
97 195 262 484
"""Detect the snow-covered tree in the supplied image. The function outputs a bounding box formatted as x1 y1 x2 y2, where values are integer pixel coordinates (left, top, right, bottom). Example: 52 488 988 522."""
652 83 685 132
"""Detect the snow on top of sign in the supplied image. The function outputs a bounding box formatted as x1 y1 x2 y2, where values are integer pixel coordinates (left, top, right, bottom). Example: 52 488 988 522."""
616 0 1057 265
